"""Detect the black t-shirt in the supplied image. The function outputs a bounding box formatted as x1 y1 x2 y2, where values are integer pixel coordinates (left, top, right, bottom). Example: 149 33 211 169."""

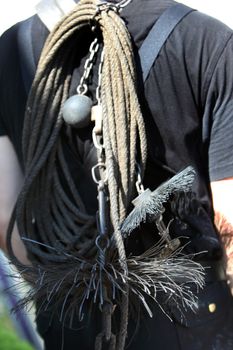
0 0 233 258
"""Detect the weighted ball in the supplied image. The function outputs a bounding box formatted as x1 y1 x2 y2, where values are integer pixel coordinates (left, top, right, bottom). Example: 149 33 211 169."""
62 94 93 128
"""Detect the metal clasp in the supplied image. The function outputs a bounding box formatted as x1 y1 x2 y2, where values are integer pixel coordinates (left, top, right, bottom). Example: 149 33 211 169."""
135 163 145 194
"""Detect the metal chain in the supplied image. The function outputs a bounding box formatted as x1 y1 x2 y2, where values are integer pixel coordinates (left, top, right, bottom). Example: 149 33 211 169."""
76 38 100 95
89 4 133 347
97 0 133 12
78 0 133 97
90 45 109 236
92 49 106 170
88 46 116 348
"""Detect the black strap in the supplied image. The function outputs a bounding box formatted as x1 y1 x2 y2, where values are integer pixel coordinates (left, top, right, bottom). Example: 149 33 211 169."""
18 3 194 92
18 18 36 94
139 3 195 83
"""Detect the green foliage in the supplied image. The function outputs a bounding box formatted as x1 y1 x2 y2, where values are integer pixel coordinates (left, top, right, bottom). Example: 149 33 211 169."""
0 315 33 350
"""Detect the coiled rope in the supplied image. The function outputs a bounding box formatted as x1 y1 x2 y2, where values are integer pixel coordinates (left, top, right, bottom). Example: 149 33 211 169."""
7 0 147 349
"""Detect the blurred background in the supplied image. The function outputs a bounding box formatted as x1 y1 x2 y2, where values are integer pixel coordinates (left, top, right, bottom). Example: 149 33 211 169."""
0 0 233 35
0 252 43 350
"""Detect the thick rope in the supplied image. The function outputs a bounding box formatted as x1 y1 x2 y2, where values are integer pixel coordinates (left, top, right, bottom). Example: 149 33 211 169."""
7 1 147 349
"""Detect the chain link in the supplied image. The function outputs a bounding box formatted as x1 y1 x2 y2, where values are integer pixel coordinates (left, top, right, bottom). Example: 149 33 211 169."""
76 38 100 95
92 163 108 184
92 44 106 185
95 0 133 15
92 128 104 148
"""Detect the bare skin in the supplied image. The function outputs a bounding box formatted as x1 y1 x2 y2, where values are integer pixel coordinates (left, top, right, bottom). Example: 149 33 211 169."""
0 136 29 265
211 179 233 292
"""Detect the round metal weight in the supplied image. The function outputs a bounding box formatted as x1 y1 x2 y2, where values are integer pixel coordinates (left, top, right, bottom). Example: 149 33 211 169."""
62 94 93 128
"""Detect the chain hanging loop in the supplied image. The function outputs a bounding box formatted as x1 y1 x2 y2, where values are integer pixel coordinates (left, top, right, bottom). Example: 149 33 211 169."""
76 38 100 95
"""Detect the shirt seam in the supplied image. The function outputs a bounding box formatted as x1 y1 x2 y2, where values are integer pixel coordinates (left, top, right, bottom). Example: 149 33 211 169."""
209 163 233 181
202 32 233 107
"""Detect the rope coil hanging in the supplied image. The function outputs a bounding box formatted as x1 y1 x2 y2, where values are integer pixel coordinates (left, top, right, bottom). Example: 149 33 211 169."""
7 1 205 349
7 1 147 349
12 0 147 261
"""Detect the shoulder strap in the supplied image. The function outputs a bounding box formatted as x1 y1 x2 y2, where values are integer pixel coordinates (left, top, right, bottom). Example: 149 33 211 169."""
139 3 195 83
19 2 194 93
18 18 37 94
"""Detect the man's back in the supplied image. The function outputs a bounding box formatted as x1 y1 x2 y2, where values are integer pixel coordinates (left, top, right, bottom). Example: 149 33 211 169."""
0 1 233 349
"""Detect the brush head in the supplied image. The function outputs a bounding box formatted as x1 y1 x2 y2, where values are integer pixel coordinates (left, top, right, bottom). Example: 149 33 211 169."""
121 166 196 236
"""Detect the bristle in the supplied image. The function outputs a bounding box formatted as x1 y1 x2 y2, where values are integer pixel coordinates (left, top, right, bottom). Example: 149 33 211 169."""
121 167 196 235
11 235 205 325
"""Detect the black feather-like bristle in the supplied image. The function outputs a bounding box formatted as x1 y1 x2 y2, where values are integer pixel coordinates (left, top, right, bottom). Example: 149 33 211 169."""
121 166 196 236
11 234 205 325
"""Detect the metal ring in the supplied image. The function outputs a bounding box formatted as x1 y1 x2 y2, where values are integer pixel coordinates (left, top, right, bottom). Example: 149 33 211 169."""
92 163 108 184
92 128 105 149
95 235 110 252
77 84 88 95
